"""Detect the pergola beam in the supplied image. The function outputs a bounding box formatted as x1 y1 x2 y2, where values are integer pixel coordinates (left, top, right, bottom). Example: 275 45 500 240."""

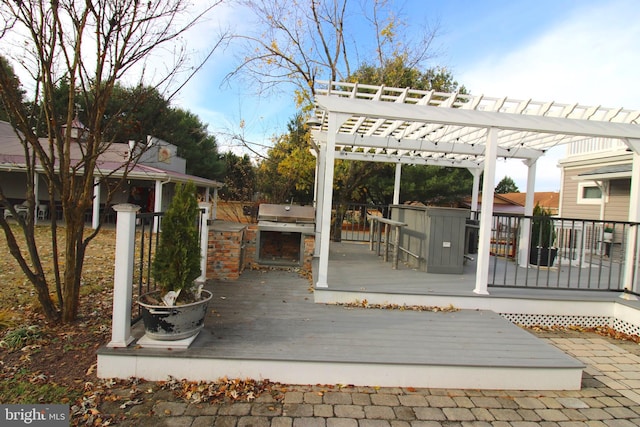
316 95 640 141
334 150 481 169
311 130 542 159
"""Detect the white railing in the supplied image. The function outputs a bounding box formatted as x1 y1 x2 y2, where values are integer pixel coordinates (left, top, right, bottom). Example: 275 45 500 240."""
567 137 627 157
107 203 210 348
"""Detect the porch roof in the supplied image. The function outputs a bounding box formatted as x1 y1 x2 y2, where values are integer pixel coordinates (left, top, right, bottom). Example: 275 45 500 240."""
309 81 640 167
577 163 633 181
0 121 222 189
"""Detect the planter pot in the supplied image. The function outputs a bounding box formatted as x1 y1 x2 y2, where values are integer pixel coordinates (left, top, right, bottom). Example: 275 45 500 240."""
138 289 212 341
529 246 558 267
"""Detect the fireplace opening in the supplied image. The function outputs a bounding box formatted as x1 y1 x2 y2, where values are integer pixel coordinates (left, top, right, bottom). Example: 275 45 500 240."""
256 204 315 267
258 230 302 264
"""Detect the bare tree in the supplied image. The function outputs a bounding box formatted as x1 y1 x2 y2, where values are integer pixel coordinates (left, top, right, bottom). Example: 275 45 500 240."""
226 0 439 105
225 0 442 241
0 0 227 323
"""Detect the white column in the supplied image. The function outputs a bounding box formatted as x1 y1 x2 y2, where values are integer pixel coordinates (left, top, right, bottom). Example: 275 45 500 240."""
474 128 498 295
598 181 609 221
197 202 210 283
313 150 320 209
34 173 40 225
518 159 537 267
316 113 348 288
92 178 101 229
314 143 327 257
624 150 640 293
107 203 140 348
153 179 164 233
211 187 218 220
469 168 482 215
393 163 402 205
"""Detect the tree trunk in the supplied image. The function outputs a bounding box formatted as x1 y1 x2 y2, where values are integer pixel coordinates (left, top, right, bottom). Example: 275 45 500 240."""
61 216 85 322
33 275 61 321
331 204 346 242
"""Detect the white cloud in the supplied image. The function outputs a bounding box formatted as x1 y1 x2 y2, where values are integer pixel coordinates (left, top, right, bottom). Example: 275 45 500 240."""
459 0 640 191
461 1 640 108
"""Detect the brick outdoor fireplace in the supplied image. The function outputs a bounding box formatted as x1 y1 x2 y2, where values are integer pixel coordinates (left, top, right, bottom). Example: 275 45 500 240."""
256 204 315 267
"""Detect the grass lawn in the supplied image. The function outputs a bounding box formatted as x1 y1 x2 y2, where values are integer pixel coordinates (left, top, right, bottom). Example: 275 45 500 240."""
0 223 116 416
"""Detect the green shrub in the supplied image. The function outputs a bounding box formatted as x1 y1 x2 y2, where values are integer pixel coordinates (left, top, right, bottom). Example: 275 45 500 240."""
531 203 556 249
152 181 201 302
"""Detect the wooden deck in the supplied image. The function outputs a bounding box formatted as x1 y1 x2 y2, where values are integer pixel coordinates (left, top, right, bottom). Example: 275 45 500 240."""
98 243 586 390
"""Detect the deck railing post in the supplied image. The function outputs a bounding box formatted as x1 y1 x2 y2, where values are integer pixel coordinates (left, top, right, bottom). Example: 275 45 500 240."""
392 225 401 269
376 219 383 256
368 217 375 251
384 223 390 262
107 203 140 348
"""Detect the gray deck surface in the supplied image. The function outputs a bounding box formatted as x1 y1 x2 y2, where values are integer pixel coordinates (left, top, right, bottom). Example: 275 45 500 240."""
124 264 581 371
324 241 624 302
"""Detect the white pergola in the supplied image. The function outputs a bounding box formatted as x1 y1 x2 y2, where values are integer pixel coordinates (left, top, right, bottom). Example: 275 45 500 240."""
308 81 640 294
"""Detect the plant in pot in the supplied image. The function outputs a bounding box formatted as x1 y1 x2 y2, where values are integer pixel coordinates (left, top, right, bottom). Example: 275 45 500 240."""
138 181 212 341
529 203 558 267
603 224 614 242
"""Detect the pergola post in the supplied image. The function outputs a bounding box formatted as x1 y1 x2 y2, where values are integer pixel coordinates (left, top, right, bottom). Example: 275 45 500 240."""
314 142 327 257
474 127 498 295
624 149 640 293
393 163 402 205
316 113 348 288
469 168 482 216
519 159 537 268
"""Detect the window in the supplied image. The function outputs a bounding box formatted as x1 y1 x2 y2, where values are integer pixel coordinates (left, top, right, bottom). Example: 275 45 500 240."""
577 181 605 205
582 186 601 199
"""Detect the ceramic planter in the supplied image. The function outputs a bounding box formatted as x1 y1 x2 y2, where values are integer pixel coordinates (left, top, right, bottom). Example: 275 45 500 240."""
138 289 213 341
529 246 558 267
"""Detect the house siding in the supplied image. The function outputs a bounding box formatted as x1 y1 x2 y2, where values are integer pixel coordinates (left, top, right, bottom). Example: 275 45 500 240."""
605 179 631 221
560 166 601 220
560 166 630 222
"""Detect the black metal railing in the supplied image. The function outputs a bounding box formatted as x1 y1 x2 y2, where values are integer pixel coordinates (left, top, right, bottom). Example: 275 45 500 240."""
333 203 389 242
488 213 639 292
131 209 206 324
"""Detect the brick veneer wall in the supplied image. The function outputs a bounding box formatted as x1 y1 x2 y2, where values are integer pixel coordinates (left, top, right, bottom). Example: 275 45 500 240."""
244 225 257 269
207 222 246 281
208 222 315 280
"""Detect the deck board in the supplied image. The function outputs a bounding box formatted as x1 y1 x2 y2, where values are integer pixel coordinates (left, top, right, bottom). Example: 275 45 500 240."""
99 262 583 389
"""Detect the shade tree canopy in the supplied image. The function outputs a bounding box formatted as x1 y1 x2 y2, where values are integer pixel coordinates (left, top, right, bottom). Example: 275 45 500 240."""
495 176 520 194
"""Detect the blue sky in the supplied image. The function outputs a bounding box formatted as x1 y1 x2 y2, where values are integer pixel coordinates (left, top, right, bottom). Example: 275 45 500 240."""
174 0 640 192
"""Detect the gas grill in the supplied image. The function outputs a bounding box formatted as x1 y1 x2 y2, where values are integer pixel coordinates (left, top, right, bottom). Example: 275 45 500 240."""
256 203 315 266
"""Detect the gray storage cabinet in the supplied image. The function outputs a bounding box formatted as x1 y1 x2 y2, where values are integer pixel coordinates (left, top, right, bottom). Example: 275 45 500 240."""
390 205 469 274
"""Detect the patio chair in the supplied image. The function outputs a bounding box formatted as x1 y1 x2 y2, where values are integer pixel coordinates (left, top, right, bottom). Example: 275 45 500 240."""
37 204 48 220
4 201 29 219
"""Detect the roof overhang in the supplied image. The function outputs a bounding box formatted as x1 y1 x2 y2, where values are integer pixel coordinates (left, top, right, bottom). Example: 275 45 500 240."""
574 164 633 181
0 158 223 189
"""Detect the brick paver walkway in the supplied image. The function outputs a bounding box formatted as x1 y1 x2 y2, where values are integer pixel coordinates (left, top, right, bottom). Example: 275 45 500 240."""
96 331 640 426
